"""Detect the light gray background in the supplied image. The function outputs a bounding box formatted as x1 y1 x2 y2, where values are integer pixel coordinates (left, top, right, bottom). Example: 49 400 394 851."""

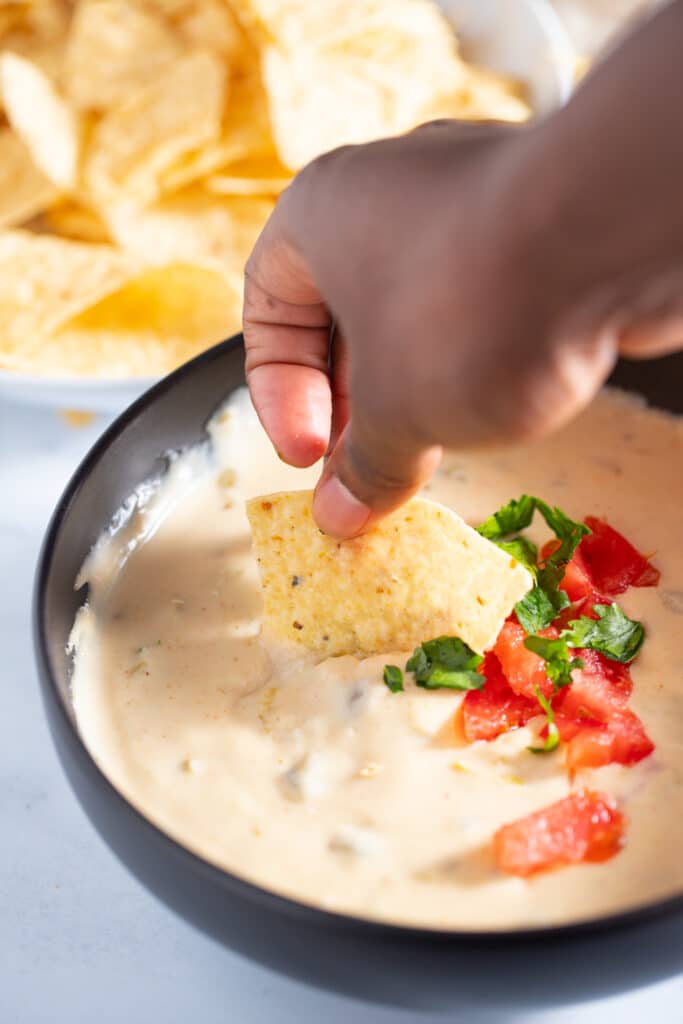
2 397 681 1024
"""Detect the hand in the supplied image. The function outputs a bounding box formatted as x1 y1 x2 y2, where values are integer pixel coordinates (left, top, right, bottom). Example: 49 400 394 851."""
244 121 612 537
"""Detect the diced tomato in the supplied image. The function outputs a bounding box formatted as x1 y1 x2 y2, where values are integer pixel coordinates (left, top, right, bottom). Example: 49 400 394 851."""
494 619 558 701
549 711 603 743
560 548 597 602
565 710 654 772
462 652 539 742
549 652 651 770
540 539 560 562
579 517 660 596
580 649 631 686
541 539 606 608
555 650 632 721
551 602 584 630
493 789 626 877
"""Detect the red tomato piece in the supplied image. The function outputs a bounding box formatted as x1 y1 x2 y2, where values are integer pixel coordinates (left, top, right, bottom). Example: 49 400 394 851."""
555 650 633 720
462 652 539 742
565 710 654 772
493 789 626 877
561 548 596 602
494 619 558 701
551 602 585 630
540 539 606 608
579 517 661 596
550 653 651 770
549 711 603 743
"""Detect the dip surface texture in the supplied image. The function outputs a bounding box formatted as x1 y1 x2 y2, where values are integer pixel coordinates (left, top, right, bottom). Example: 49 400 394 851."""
70 390 683 930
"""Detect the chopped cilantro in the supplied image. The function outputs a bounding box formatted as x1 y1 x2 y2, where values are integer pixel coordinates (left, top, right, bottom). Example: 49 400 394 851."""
406 636 484 691
477 494 536 540
524 602 644 674
515 583 569 634
477 495 591 632
534 499 591 570
496 536 539 576
528 686 560 754
383 665 404 693
562 603 645 663
523 635 584 689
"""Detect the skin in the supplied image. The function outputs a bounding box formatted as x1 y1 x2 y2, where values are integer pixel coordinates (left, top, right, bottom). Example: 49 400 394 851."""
243 0 683 539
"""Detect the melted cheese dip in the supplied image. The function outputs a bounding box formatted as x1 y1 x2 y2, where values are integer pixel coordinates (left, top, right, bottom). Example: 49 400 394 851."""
70 389 683 931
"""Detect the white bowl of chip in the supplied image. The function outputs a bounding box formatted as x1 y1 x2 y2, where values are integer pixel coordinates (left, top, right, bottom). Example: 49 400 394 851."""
1 0 573 415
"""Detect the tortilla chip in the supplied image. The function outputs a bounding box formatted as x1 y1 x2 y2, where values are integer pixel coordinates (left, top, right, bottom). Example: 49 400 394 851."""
2 262 239 377
254 1 463 169
0 1 33 38
0 18 66 97
166 0 252 64
107 187 274 277
41 199 111 243
246 491 533 657
63 0 183 111
0 0 66 44
247 0 529 170
84 49 227 207
238 0 426 50
0 50 80 189
207 154 291 196
434 66 530 123
0 128 59 228
159 70 274 194
0 231 142 360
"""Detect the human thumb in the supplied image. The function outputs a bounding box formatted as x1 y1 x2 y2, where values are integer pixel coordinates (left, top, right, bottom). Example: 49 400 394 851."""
312 417 442 539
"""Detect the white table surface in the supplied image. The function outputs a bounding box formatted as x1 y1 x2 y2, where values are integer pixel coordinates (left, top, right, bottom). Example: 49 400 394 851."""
1 393 681 1024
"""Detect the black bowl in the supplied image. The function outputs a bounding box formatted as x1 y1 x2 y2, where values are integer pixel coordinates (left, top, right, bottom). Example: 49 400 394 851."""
34 336 683 1012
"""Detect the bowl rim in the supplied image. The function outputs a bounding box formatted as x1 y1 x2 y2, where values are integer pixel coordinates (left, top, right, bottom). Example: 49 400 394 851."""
524 0 577 105
34 334 683 945
440 0 577 109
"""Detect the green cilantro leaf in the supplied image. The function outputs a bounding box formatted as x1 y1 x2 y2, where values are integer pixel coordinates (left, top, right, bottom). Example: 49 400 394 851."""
561 603 645 663
477 496 591 632
406 636 484 691
383 664 404 693
476 494 536 540
523 635 584 689
515 583 569 633
405 645 429 678
534 499 591 566
528 686 560 754
496 536 539 576
520 502 590 629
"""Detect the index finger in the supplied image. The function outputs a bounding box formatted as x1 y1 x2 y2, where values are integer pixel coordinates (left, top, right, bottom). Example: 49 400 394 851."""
243 207 333 468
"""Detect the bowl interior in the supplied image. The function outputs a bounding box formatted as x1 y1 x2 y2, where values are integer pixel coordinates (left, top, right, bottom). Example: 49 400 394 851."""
38 339 247 720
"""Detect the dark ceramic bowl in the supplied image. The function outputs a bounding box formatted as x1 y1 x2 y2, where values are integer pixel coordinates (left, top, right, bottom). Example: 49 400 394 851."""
34 336 683 1011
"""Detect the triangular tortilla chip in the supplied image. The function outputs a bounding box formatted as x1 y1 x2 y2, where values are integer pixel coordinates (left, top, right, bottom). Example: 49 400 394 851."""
246 490 533 657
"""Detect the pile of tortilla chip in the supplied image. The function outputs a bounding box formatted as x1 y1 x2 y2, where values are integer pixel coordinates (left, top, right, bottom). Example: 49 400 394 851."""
0 0 529 379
